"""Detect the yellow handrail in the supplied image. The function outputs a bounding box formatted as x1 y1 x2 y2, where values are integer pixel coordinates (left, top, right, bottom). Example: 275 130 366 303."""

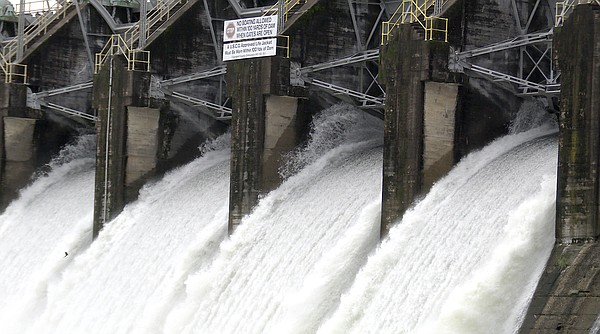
94 35 150 74
381 0 448 44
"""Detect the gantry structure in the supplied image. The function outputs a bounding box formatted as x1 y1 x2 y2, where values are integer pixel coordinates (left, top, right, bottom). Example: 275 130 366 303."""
0 0 595 123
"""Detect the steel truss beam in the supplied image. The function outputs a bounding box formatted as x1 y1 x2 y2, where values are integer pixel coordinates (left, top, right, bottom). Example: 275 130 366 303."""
309 79 384 106
163 89 232 120
40 101 98 122
159 66 226 87
455 0 559 97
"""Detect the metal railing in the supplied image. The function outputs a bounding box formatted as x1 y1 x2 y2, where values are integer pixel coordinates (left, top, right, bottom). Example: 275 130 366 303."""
277 35 290 58
0 52 27 83
4 0 75 62
556 0 600 26
94 35 150 73
263 0 305 22
381 0 448 44
122 0 186 49
0 0 76 82
95 0 187 72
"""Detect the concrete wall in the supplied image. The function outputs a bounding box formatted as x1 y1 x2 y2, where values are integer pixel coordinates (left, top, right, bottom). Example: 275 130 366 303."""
520 4 600 333
379 25 459 237
0 83 39 208
92 56 152 237
227 56 305 233
262 95 301 191
554 4 600 243
520 243 600 333
2 117 37 206
423 82 460 189
126 106 160 187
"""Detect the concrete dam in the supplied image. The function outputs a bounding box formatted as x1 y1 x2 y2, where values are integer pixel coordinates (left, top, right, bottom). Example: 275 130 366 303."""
0 0 598 332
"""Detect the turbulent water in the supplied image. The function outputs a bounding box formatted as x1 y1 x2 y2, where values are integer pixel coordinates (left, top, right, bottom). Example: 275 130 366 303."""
14 136 232 334
164 105 384 334
0 102 562 334
319 126 558 334
0 135 96 329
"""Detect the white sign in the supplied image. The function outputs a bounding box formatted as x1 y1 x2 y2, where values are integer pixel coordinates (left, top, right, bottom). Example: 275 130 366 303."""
223 38 278 61
223 15 278 42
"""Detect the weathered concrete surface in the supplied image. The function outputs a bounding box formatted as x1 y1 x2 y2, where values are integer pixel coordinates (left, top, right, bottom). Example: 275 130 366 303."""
92 56 151 238
126 106 160 187
2 117 37 206
423 82 460 189
519 4 600 333
262 95 301 191
4 117 36 162
554 4 600 243
227 56 305 233
520 243 600 334
379 25 458 237
0 83 39 208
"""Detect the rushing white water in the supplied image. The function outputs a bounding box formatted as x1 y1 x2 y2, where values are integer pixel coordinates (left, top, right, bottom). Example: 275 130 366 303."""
590 314 600 334
12 136 231 334
164 104 384 334
0 100 562 334
0 135 96 330
319 124 558 334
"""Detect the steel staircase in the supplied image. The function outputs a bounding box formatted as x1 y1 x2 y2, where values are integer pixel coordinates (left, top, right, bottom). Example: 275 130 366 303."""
95 0 201 72
0 0 81 83
381 0 450 44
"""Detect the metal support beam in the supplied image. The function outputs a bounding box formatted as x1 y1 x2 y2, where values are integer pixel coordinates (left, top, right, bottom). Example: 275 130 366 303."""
162 89 231 120
40 101 98 122
203 0 221 62
300 49 380 74
74 0 95 71
33 82 94 98
16 0 25 62
139 0 148 48
159 66 226 87
309 78 385 105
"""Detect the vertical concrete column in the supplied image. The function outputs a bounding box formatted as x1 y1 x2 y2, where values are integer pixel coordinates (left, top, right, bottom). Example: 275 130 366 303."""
92 56 152 238
555 4 600 243
519 5 600 334
379 25 458 237
226 56 303 233
0 83 38 208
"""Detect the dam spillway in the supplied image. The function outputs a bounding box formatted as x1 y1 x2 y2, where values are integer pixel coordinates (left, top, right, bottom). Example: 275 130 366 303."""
0 0 599 332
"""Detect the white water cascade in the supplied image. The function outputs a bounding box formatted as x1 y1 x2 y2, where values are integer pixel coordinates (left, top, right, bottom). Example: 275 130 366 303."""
16 136 231 334
0 135 96 329
0 101 561 334
165 105 385 334
320 125 558 334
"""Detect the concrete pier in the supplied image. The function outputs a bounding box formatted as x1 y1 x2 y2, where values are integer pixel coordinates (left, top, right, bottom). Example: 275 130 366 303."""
379 25 460 237
554 4 600 243
92 56 167 237
226 56 304 233
0 83 40 207
520 4 600 333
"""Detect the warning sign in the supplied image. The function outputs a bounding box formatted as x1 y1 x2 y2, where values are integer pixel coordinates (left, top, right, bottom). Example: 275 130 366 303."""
223 38 277 61
223 15 278 42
